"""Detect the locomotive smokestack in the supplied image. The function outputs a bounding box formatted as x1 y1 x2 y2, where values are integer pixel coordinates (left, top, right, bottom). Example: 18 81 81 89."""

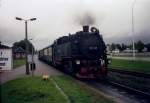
83 26 89 32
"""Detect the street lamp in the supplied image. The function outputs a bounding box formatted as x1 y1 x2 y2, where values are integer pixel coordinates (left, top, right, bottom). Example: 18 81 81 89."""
131 0 136 60
15 17 36 75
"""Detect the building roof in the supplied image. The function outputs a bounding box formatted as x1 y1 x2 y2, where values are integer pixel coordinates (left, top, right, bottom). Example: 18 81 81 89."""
13 47 25 53
0 42 10 49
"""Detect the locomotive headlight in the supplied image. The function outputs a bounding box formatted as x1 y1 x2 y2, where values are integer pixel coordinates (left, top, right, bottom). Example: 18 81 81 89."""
76 60 80 65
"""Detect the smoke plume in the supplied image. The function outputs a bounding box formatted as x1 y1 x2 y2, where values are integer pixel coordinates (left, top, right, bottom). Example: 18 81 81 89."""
75 12 96 26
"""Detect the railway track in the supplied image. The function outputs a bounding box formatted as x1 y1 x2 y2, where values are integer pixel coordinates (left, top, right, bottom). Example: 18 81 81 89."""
109 81 150 98
108 68 150 79
82 79 150 103
108 68 150 97
81 68 150 102
82 80 150 103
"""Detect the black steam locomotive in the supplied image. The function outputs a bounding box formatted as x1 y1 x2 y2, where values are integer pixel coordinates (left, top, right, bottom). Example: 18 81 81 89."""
38 26 108 79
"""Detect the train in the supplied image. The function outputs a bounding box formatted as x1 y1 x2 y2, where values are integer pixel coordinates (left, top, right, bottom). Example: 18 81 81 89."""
38 26 108 79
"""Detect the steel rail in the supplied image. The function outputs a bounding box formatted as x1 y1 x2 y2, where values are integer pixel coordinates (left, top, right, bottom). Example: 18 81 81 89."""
109 81 150 98
108 68 150 79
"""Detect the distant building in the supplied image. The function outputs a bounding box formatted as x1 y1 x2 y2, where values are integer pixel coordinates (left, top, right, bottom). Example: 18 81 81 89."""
13 47 25 59
142 47 148 52
123 48 138 53
112 49 120 53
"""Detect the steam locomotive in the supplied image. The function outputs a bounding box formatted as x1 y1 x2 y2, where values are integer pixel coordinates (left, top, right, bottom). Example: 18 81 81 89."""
38 26 108 79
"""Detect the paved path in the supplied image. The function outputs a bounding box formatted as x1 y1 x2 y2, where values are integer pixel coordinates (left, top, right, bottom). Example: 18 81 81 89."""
0 55 63 84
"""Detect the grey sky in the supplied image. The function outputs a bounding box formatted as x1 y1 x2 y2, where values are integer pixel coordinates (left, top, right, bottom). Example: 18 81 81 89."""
0 0 150 50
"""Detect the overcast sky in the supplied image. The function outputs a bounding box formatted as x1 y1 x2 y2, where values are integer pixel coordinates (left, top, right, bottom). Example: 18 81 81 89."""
0 0 150 50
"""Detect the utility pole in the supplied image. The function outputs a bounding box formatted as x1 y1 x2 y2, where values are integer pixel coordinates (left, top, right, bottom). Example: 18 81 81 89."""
16 17 36 75
131 0 136 60
25 21 29 74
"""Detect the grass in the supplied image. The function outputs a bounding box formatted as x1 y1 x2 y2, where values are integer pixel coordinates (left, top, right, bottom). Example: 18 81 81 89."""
1 76 114 103
1 76 68 103
13 59 26 69
109 59 150 73
52 76 114 103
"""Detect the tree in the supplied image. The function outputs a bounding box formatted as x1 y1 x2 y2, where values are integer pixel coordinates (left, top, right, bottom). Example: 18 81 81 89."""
121 43 127 51
110 43 126 51
135 40 144 52
145 43 150 52
110 43 116 51
116 44 122 51
13 39 35 54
